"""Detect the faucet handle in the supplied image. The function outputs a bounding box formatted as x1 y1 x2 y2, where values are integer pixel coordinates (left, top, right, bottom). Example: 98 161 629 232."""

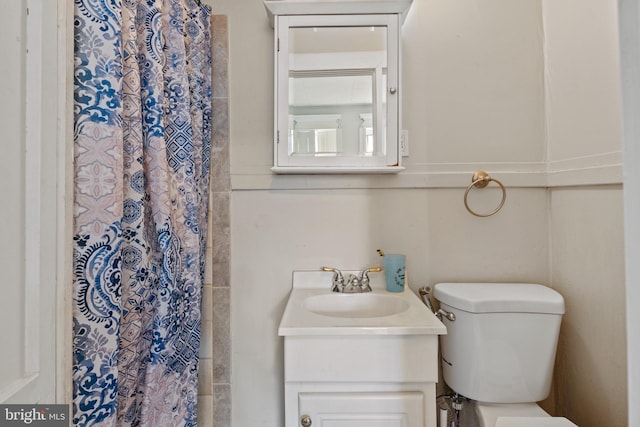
358 266 382 279
321 266 344 277
321 266 344 292
358 267 382 292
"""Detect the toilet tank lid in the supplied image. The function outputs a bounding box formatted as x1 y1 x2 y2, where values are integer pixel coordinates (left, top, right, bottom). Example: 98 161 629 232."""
433 283 565 314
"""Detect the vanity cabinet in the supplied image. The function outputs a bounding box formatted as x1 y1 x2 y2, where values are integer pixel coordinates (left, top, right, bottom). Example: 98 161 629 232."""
283 334 440 427
278 271 446 427
264 0 413 173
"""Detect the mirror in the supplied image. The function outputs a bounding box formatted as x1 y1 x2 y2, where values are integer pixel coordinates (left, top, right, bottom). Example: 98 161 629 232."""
272 14 401 173
288 26 386 158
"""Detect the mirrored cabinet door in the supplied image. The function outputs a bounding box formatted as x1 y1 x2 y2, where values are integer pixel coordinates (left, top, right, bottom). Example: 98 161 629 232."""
273 14 401 173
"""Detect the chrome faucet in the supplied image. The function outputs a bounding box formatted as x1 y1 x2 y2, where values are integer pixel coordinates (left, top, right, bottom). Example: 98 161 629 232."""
343 274 362 293
321 267 345 292
322 266 382 293
358 267 382 292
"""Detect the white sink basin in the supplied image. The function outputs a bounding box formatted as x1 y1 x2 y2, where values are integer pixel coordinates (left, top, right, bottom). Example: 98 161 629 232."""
278 270 447 336
304 293 410 318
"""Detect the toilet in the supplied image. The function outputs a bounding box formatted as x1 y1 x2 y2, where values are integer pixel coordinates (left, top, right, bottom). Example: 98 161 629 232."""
433 283 577 427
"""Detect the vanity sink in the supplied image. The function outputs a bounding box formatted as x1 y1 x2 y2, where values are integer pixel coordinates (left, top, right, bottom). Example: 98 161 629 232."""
279 270 447 427
278 270 446 336
304 293 410 318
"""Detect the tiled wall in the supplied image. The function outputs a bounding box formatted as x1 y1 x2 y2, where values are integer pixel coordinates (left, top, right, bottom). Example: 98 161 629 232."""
199 14 231 427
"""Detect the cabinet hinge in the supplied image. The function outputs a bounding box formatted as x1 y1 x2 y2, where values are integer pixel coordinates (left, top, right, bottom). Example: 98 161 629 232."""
277 130 280 144
277 37 280 52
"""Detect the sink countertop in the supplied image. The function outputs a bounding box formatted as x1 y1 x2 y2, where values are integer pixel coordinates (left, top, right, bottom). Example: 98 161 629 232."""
278 270 447 336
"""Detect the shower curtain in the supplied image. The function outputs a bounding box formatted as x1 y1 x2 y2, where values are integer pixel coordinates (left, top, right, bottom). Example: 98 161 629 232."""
72 0 212 425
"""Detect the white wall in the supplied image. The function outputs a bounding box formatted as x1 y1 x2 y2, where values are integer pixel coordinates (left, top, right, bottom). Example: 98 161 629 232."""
222 0 546 184
231 188 549 426
220 2 549 425
403 0 545 166
543 0 622 163
217 0 627 425
543 0 626 425
548 186 626 425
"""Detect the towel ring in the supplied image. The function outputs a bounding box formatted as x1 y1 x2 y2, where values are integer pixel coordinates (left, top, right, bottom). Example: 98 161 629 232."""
463 171 506 217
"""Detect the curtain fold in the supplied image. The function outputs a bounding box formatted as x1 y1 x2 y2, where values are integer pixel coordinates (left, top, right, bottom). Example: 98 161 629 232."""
72 0 212 425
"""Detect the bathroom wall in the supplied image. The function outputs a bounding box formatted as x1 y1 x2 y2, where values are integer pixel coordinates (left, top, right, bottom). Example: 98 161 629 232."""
217 0 549 425
224 0 546 182
543 0 627 425
211 0 627 426
547 186 626 426
231 187 549 426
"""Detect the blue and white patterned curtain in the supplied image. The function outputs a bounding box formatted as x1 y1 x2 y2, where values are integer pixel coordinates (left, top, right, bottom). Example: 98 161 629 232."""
72 0 212 425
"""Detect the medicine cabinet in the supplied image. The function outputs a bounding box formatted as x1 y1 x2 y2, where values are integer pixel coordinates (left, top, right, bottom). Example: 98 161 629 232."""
264 0 413 174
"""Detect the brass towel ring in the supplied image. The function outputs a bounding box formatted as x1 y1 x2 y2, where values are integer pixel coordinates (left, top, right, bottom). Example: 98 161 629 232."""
463 171 506 217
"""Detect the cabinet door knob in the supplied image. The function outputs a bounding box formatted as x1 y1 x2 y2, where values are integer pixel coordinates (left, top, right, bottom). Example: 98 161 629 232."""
300 415 312 426
389 87 397 94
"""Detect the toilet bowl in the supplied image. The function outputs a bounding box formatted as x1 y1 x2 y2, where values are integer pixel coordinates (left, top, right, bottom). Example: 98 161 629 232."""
476 403 577 427
433 283 576 427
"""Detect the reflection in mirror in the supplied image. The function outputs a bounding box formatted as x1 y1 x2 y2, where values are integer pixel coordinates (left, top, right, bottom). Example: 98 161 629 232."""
289 113 342 156
288 26 387 159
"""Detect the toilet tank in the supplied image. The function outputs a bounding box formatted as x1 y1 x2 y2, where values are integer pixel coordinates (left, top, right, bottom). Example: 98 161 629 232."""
433 283 565 403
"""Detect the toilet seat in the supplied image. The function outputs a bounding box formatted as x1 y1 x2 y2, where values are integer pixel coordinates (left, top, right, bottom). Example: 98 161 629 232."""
495 417 578 427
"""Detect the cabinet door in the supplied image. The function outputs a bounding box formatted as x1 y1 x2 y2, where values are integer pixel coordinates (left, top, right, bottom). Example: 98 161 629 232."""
299 392 424 427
